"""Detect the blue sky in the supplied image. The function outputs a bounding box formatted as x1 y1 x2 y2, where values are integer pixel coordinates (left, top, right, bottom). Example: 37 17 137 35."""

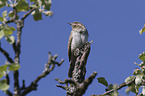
1 0 145 96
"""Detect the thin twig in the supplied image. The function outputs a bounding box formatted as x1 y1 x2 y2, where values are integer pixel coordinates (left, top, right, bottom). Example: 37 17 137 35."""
0 46 14 63
21 52 64 96
5 90 13 96
5 7 17 24
21 8 35 20
5 74 13 96
92 78 135 96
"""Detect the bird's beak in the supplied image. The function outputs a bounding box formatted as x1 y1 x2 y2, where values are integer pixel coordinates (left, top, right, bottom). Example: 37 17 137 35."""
68 23 72 25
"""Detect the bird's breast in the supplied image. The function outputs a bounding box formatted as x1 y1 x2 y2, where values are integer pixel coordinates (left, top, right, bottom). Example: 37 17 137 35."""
71 32 88 50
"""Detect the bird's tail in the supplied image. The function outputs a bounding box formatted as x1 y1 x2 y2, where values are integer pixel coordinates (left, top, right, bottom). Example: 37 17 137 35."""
68 61 75 78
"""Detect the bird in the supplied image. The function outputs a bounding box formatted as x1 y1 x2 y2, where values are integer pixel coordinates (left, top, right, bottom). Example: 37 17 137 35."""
68 21 89 78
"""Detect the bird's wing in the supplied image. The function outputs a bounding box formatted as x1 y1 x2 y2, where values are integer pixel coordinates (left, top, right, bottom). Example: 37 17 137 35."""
68 33 73 62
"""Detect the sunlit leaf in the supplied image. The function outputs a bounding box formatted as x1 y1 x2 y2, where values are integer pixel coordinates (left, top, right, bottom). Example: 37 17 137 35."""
0 80 9 91
0 71 5 79
142 86 145 95
125 76 134 83
7 25 15 31
126 85 136 93
135 75 142 85
2 10 7 18
139 24 145 35
139 27 145 35
8 63 20 71
0 30 4 39
30 4 38 8
8 11 14 18
139 52 145 62
5 36 15 44
0 64 7 79
0 0 7 8
0 65 8 72
42 0 52 11
0 17 3 21
4 28 13 36
97 77 108 87
32 10 42 21
43 11 53 17
30 0 37 2
16 0 29 12
133 68 141 75
112 84 119 96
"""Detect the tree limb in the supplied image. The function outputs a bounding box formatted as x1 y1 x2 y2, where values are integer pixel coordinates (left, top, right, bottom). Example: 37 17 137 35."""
92 78 135 96
56 41 96 96
21 8 35 20
21 52 64 96
0 45 14 63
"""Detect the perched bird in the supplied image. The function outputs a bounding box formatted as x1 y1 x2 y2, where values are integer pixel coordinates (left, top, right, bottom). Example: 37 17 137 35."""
68 21 89 77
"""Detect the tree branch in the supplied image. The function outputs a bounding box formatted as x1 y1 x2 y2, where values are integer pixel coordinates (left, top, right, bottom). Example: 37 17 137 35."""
56 41 96 96
5 90 13 96
92 78 135 96
0 45 14 63
13 19 24 96
21 52 64 96
21 8 35 20
5 7 17 24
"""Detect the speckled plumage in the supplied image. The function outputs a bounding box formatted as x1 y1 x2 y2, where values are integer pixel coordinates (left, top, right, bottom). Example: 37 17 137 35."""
68 21 89 77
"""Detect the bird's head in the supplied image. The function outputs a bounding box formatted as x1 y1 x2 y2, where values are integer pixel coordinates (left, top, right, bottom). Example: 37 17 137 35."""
68 21 86 31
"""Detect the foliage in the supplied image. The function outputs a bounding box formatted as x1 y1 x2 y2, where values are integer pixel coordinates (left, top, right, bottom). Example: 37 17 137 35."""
0 63 20 91
0 0 53 95
0 0 145 96
95 27 145 95
139 24 145 34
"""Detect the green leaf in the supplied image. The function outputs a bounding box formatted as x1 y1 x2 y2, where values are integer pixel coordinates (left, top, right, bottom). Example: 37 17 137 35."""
43 11 53 17
5 36 15 44
126 85 136 93
0 80 9 91
0 71 5 79
133 68 141 75
135 75 142 85
8 11 14 18
139 24 145 34
0 64 8 72
30 0 37 2
30 4 38 8
97 77 108 87
7 25 15 31
2 10 7 18
0 17 3 21
3 25 15 36
0 64 7 79
4 28 13 36
108 84 113 90
42 0 52 11
16 0 29 12
0 0 7 8
139 52 145 62
8 63 20 71
125 76 134 83
32 10 42 21
0 30 4 39
112 84 119 96
142 86 145 95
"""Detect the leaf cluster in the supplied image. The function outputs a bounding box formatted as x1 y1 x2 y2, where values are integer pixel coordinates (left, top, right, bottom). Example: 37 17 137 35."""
0 0 53 95
0 63 20 91
124 52 145 95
